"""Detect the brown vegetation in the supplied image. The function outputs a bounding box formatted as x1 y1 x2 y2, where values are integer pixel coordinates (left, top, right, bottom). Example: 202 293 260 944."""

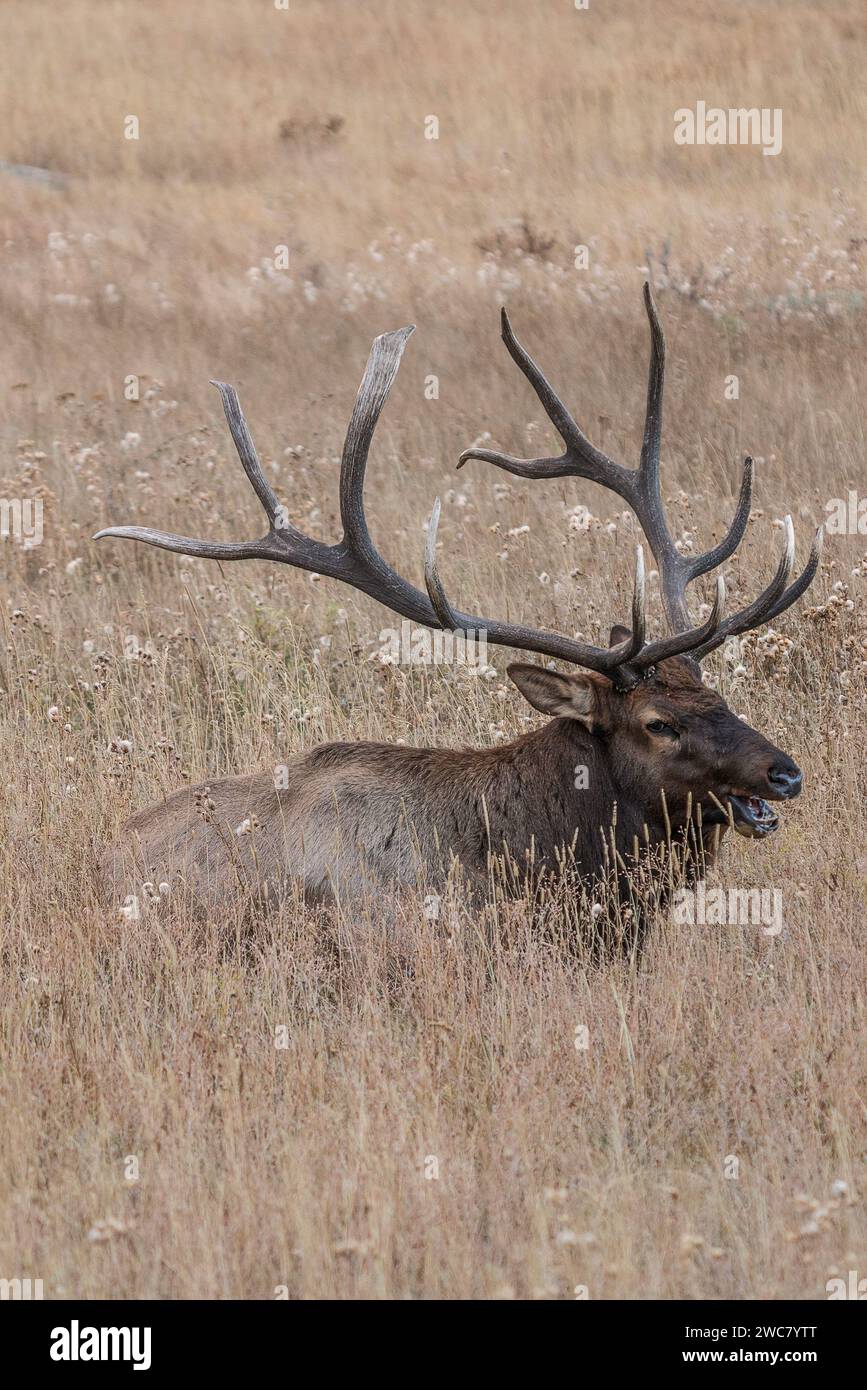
0 0 864 1299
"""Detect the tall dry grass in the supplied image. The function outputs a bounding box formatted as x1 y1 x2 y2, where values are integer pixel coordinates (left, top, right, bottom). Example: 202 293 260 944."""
0 0 865 1298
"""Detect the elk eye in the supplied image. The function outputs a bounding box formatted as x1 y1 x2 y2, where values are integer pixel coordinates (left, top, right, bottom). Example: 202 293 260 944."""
646 719 678 738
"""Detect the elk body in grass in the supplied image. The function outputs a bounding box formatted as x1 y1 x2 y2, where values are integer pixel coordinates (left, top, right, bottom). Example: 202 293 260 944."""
95 288 821 928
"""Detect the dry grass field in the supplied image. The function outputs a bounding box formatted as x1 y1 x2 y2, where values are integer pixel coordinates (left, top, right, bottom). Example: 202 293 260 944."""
0 0 865 1300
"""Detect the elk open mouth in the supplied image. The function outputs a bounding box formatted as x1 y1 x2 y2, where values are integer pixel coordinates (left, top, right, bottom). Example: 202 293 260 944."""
727 794 780 839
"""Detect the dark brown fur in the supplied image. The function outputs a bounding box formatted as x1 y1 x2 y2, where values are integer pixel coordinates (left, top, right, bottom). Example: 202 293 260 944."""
99 652 802 932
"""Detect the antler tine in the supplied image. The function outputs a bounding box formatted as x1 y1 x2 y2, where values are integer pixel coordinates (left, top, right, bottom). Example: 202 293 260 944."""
93 387 305 564
635 573 726 669
95 381 291 561
424 502 650 685
595 545 649 675
638 281 665 488
691 522 823 661
686 456 754 582
458 308 635 495
96 327 440 613
211 380 281 526
456 288 693 634
729 510 795 617
90 523 284 562
630 283 697 633
340 325 415 563
629 545 647 652
763 523 824 623
685 515 793 661
423 497 459 630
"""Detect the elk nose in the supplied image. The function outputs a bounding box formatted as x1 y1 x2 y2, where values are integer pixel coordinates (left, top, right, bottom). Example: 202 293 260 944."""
767 759 802 798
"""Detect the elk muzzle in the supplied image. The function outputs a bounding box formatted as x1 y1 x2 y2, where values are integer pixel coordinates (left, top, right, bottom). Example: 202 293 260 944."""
726 752 803 839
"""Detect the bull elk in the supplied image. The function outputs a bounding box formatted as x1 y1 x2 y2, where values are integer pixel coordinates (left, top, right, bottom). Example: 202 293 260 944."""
95 287 822 934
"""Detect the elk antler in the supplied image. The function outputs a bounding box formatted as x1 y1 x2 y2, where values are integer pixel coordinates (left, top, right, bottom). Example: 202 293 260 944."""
95 296 822 691
455 283 823 673
94 327 663 684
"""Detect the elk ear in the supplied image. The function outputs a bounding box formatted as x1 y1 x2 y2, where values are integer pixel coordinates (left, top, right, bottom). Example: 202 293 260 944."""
507 663 600 728
609 624 632 647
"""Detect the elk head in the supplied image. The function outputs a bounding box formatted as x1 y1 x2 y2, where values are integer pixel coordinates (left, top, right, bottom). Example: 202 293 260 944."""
448 285 821 843
94 287 822 846
507 645 802 841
